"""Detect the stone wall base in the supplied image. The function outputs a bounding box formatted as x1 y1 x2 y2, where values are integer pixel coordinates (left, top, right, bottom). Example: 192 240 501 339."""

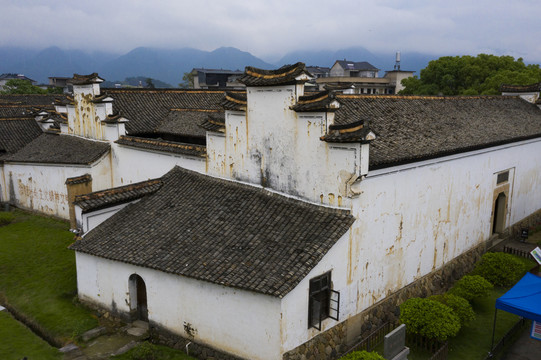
283 242 486 360
149 325 243 360
509 208 541 239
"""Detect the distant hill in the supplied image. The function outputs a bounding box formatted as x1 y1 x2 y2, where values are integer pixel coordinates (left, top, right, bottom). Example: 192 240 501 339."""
0 46 273 86
0 45 437 85
99 46 273 86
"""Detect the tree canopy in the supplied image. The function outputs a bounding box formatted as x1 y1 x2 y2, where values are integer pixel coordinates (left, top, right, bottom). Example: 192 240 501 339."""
399 54 541 96
0 79 63 94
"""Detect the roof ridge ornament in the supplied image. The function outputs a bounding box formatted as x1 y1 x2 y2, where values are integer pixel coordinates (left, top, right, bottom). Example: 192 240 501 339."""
239 62 312 86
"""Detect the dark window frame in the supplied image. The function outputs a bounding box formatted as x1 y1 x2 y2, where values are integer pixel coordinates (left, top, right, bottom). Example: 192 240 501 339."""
308 271 340 330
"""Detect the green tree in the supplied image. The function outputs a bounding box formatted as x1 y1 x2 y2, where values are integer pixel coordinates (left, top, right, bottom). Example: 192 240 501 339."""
1 79 62 94
145 77 155 89
399 54 541 95
179 71 194 88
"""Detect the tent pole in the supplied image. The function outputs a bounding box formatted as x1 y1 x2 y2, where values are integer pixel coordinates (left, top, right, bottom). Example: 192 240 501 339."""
489 308 498 357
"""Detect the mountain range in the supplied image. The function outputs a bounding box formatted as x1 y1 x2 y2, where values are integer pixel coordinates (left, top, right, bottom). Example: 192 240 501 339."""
0 46 435 87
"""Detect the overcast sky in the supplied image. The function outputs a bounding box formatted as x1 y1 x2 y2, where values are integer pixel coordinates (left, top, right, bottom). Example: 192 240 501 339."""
2 0 540 63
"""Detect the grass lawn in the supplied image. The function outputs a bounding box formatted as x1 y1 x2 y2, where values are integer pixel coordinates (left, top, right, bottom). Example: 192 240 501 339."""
0 310 61 360
0 209 98 345
111 341 197 360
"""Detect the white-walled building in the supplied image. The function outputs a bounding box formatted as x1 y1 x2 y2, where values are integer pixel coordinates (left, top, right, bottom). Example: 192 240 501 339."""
64 64 541 360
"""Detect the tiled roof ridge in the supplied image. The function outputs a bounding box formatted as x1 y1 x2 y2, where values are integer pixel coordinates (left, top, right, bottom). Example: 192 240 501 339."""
104 88 243 94
75 178 162 203
291 90 339 112
240 63 311 86
321 119 375 143
199 114 226 133
170 108 222 112
297 90 332 103
224 91 247 103
66 173 92 185
221 91 247 111
244 62 305 79
500 82 541 93
337 94 516 100
69 73 103 85
116 135 206 156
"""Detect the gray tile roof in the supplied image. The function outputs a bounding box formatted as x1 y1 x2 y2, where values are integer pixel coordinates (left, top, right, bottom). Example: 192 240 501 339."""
335 60 379 71
74 178 163 213
0 117 43 159
106 89 236 135
70 166 355 297
115 136 206 157
155 109 218 139
334 95 541 168
5 133 110 165
239 63 311 86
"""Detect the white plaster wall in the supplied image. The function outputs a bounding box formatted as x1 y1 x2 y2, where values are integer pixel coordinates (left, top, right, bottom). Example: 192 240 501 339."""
5 163 90 218
280 139 541 353
4 153 112 219
0 165 6 203
207 86 363 206
111 144 205 186
347 138 541 313
76 253 282 360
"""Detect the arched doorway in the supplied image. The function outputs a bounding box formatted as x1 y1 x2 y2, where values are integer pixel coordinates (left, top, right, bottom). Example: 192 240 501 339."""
492 193 507 234
129 274 148 321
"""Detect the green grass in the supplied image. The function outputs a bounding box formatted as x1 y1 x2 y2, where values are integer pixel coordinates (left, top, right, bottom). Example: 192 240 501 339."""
111 341 197 360
0 310 61 360
0 209 98 345
446 287 522 359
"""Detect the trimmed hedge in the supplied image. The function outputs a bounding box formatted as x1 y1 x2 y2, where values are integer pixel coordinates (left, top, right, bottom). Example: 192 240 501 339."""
449 275 493 301
340 350 385 360
430 294 476 326
400 298 461 341
472 252 527 287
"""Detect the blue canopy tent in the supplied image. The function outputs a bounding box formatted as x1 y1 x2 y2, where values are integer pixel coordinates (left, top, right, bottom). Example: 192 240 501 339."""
489 272 541 356
495 272 541 322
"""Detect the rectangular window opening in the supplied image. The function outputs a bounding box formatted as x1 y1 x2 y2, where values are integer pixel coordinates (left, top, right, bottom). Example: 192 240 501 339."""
497 171 509 185
308 272 340 330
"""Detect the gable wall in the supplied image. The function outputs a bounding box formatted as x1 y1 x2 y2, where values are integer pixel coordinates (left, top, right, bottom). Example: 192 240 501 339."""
76 252 282 360
5 154 112 219
207 87 363 206
347 138 541 313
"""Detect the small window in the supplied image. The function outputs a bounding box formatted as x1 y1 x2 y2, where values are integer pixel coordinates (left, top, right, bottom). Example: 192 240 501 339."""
497 171 509 184
308 272 340 330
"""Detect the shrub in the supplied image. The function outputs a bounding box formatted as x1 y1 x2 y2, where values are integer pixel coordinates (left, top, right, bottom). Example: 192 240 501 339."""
400 298 461 341
449 275 493 301
0 211 15 226
473 252 527 287
340 350 385 360
430 294 476 326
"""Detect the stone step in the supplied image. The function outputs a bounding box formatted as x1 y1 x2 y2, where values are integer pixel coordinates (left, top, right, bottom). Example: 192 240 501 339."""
132 320 149 330
81 326 107 342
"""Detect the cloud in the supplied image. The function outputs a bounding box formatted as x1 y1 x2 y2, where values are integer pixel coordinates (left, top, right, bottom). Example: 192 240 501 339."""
1 0 540 62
